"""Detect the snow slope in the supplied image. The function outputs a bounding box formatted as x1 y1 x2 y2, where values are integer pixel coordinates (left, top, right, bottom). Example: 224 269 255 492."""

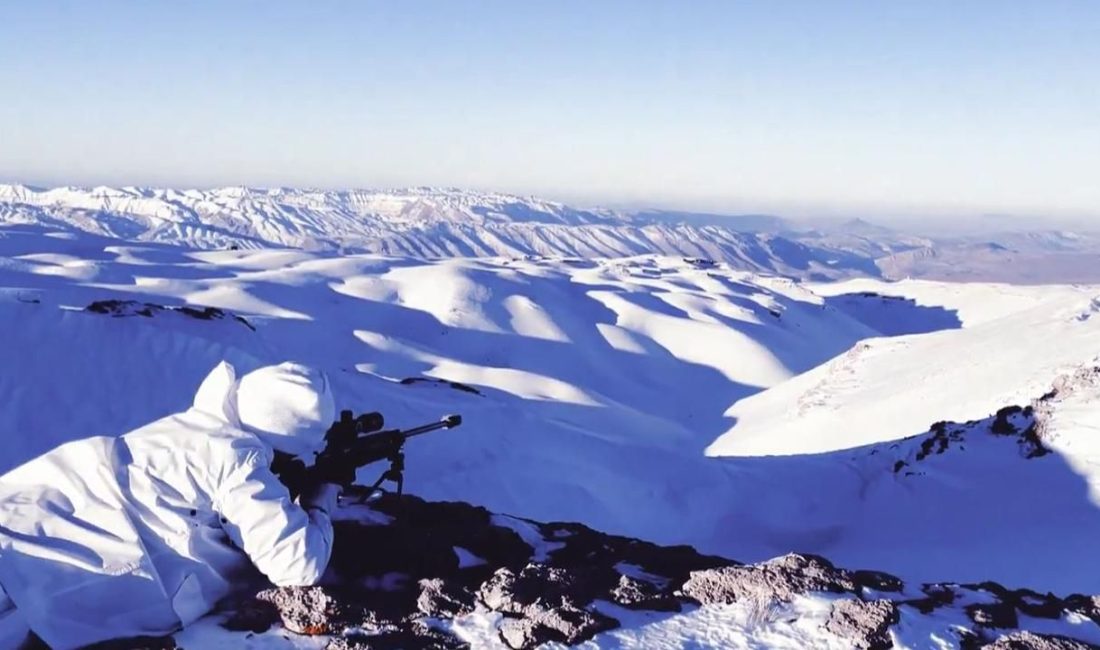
696 279 1100 594
709 278 1100 456
5 223 1100 609
710 389 1100 593
0 184 876 279
0 224 875 550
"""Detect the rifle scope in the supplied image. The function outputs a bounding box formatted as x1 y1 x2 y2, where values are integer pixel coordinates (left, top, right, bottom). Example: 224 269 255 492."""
336 409 384 434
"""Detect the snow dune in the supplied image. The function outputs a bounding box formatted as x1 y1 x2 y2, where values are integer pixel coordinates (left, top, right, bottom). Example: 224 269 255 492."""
6 224 1100 595
0 225 872 549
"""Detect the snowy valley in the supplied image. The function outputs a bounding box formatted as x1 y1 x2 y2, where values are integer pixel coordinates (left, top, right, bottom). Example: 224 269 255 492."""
2 191 1100 647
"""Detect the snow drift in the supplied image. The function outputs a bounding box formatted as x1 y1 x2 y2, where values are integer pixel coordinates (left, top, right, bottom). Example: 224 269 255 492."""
4 223 1100 618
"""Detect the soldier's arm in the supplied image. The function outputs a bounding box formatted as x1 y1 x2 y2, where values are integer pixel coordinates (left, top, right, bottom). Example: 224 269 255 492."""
213 450 335 586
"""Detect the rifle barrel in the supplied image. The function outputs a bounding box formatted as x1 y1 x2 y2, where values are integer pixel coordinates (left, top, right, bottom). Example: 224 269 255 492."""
400 415 462 439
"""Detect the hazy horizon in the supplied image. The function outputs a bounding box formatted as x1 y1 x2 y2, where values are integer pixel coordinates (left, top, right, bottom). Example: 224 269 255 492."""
6 176 1097 234
2 1 1098 222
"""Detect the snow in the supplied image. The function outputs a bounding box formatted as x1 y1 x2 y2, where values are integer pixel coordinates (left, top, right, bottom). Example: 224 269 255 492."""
0 184 877 279
441 597 853 650
453 546 488 568
174 616 329 649
574 598 846 649
0 226 877 550
710 278 1100 456
6 220 1100 645
490 515 567 562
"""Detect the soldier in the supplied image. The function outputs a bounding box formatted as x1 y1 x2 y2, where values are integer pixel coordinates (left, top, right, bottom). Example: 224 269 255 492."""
0 361 343 649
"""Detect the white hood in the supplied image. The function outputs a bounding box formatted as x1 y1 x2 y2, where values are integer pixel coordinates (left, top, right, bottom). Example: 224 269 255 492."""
235 362 335 460
192 361 335 461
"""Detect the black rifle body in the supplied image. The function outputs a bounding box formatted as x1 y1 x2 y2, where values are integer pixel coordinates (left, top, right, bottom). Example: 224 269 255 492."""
275 411 461 500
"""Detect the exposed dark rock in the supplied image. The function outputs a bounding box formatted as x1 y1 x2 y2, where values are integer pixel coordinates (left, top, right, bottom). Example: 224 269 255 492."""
84 299 255 330
610 574 681 612
1007 590 1066 619
478 563 591 613
1064 594 1100 624
981 631 1100 649
992 406 1024 435
399 377 482 395
256 585 344 635
206 494 1100 650
824 599 899 650
967 601 1020 629
906 583 958 614
326 501 533 609
416 578 476 618
477 563 620 648
679 553 865 605
1018 423 1052 458
899 399 1055 469
852 569 905 593
497 605 619 650
683 257 718 269
538 519 731 586
1042 367 1100 403
220 595 280 633
915 429 952 461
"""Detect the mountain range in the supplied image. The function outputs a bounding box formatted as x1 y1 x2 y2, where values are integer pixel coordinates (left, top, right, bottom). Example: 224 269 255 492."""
0 184 875 280
4 187 1100 645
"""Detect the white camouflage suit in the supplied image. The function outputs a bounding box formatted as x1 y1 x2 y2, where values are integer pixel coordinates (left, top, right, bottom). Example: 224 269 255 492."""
0 361 342 649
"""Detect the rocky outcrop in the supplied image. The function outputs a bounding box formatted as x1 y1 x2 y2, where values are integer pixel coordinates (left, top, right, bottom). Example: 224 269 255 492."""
680 553 866 604
217 495 730 648
416 578 476 618
824 599 899 650
478 564 619 648
200 494 1100 650
254 586 343 635
980 631 1100 649
85 299 255 330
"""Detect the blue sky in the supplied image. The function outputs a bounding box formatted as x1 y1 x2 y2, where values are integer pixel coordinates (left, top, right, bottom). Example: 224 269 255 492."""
1 1 1097 219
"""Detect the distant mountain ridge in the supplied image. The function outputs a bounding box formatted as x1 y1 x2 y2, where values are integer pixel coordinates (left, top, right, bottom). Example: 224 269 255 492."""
0 184 877 279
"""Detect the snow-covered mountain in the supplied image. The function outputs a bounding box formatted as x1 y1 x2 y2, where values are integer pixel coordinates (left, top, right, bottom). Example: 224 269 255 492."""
10 183 1100 286
0 225 877 542
5 223 1100 585
0 184 878 279
5 223 1100 645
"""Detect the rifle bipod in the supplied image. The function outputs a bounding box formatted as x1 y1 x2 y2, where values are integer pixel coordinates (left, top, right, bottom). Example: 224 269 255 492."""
342 450 406 504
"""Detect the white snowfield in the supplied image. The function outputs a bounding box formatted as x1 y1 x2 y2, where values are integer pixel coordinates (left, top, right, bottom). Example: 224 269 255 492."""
710 277 1100 456
4 220 1100 640
0 226 871 541
0 184 869 279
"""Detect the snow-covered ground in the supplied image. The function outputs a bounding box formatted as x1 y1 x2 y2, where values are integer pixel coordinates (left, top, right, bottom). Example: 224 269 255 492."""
711 278 1100 456
0 225 874 547
5 221 1100 645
